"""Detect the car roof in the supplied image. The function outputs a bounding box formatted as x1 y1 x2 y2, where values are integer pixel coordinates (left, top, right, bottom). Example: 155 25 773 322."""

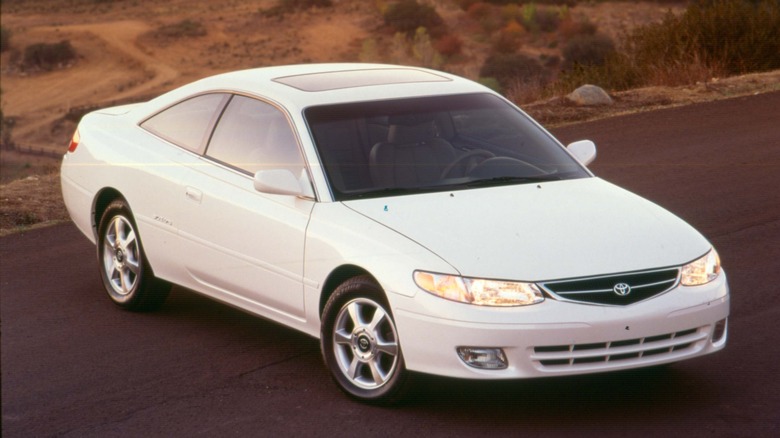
140 63 492 116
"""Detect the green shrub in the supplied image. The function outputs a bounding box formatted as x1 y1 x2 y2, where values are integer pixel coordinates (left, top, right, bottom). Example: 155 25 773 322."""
384 0 445 37
22 40 77 71
411 28 438 67
359 38 379 62
477 77 502 93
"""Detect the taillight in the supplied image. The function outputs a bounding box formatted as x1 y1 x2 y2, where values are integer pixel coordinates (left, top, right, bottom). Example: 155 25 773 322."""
68 130 80 153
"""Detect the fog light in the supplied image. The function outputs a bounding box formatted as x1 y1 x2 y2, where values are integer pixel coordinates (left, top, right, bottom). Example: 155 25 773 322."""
457 347 508 370
712 318 728 343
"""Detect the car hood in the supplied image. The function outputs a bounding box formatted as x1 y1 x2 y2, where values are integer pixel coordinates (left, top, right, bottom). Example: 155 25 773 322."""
343 178 710 281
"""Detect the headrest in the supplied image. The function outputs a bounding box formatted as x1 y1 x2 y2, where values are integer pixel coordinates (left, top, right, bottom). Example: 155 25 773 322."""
388 114 438 143
387 113 436 126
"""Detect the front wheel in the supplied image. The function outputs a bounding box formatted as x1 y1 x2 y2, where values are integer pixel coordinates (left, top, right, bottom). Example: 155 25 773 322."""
321 276 410 404
97 199 170 311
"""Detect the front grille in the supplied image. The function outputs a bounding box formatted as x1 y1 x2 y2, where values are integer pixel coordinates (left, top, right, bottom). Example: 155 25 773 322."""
540 268 680 306
532 328 706 370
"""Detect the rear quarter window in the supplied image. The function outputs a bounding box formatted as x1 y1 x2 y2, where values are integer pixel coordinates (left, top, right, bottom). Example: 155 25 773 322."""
141 93 229 153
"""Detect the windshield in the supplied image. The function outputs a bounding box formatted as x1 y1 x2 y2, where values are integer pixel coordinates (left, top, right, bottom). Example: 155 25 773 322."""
305 93 590 200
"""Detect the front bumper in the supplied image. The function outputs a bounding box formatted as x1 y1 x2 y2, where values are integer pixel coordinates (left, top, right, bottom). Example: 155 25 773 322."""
392 273 729 379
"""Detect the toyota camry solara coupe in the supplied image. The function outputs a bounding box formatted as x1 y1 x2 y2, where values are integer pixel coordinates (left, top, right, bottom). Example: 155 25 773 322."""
61 63 729 403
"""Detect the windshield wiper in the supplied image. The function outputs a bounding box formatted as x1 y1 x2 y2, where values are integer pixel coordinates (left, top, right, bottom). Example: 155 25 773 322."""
465 174 561 187
352 186 432 199
349 175 561 199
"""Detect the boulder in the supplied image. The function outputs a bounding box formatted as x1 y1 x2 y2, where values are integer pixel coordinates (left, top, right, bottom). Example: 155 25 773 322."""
566 84 613 106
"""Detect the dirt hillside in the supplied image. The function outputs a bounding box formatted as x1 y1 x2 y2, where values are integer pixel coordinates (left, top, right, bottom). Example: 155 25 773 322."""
1 1 686 166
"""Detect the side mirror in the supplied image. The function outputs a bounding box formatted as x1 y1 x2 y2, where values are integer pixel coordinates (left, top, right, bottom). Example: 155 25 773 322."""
254 169 314 198
567 140 597 166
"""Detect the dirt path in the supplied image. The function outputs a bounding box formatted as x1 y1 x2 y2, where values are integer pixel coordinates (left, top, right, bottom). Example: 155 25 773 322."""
3 20 179 147
66 20 180 101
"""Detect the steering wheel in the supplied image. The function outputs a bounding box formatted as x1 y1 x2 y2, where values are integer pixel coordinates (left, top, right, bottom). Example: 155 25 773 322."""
440 149 495 179
466 156 548 178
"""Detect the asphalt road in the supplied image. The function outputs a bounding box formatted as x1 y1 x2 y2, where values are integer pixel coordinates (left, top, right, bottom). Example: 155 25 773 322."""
3 92 779 437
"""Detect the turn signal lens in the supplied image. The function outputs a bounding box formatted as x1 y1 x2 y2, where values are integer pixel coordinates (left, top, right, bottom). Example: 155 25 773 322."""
68 130 80 153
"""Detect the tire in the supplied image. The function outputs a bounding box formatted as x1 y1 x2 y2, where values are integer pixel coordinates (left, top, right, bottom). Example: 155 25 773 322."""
321 275 411 404
97 199 171 311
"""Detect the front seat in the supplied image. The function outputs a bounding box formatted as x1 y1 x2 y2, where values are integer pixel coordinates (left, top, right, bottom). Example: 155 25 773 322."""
369 115 458 188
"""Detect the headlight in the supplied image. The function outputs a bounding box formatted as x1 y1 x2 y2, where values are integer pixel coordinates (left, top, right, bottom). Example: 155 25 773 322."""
680 248 721 286
413 271 544 306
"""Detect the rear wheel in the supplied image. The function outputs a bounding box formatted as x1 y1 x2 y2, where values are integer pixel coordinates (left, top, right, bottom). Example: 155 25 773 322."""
97 199 170 311
321 276 410 404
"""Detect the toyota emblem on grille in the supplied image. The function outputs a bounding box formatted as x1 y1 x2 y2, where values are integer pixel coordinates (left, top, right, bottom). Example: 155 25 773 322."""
613 283 631 296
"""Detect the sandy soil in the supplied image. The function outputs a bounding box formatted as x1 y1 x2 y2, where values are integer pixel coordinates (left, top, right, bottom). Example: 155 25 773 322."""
1 0 372 160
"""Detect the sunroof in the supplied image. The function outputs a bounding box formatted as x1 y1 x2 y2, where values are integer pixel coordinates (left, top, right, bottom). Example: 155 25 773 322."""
273 68 451 92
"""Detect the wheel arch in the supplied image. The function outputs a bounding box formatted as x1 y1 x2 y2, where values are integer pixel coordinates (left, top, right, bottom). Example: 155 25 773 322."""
92 187 126 238
318 265 380 317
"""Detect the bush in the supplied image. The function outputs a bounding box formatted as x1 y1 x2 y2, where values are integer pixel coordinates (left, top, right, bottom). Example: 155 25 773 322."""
282 0 332 7
1 27 10 53
412 28 439 67
263 0 332 17
519 4 561 33
552 0 780 93
558 16 597 40
480 53 548 90
434 34 463 57
155 20 207 39
456 0 480 10
22 40 77 71
477 77 502 93
492 20 525 53
533 7 561 33
469 2 503 32
552 54 643 94
628 0 780 75
466 2 491 20
562 33 616 70
384 0 445 37
474 0 576 5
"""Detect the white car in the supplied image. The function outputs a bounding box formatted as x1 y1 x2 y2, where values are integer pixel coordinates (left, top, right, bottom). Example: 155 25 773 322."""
61 64 729 403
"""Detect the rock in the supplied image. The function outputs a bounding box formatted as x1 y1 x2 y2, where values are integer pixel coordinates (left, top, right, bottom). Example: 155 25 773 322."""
566 84 613 106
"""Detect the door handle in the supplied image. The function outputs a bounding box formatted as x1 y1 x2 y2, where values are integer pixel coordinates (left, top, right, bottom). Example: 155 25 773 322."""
185 187 202 203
